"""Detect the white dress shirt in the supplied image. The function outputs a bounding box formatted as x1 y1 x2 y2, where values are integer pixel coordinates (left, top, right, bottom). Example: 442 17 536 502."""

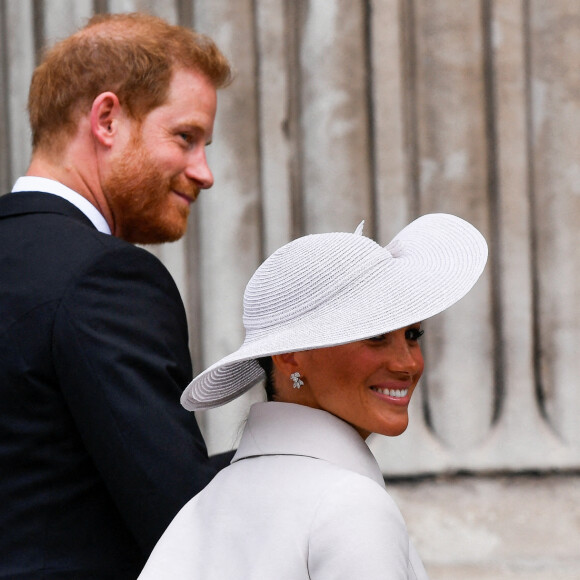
12 176 111 234
139 402 429 579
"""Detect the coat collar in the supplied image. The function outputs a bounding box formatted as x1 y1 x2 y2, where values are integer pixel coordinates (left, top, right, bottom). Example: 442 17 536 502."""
0 190 97 231
10 177 111 234
232 402 386 487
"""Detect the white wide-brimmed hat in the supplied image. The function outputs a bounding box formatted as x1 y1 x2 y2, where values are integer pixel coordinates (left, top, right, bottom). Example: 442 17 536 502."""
182 213 488 411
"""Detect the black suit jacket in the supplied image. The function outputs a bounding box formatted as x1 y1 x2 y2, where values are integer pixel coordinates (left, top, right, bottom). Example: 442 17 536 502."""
0 191 227 578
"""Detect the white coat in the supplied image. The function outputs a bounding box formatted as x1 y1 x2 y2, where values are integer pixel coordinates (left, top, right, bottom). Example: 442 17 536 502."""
139 402 429 579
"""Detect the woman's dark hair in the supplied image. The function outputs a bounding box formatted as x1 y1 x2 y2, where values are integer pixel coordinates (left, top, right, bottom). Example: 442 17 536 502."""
257 357 276 401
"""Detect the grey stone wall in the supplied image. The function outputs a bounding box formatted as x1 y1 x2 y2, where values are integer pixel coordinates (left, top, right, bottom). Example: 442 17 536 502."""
390 473 580 579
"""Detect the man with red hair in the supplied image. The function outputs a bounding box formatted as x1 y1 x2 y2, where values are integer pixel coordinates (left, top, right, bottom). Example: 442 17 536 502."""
0 12 232 578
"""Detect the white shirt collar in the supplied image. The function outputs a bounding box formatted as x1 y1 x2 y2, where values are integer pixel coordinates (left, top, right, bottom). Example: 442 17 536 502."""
11 176 111 235
233 402 386 487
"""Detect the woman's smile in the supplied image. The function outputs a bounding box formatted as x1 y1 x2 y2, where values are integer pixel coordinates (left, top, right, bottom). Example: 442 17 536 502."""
370 385 411 402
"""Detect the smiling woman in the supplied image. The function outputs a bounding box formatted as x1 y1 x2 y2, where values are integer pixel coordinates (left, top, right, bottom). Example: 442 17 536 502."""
139 213 488 580
272 323 425 439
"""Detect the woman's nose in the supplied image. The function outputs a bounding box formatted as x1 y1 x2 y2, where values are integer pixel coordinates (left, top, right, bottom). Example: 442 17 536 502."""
385 333 423 375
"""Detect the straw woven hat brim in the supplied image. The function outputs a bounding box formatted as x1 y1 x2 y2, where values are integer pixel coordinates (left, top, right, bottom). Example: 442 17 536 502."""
182 213 488 410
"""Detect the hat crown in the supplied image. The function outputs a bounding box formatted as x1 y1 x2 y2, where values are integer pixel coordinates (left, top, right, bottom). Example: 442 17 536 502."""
243 232 387 336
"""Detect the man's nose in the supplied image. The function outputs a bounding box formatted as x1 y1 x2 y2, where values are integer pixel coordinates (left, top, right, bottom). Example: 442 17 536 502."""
186 150 214 189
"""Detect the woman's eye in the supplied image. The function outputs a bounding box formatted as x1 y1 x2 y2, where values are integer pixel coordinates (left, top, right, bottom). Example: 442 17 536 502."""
368 327 423 343
406 328 424 341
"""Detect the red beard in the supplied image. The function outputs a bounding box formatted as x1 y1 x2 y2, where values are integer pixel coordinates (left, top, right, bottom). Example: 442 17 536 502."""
103 134 197 244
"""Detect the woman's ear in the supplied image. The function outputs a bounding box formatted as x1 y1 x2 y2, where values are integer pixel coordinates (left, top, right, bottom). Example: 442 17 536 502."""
271 352 298 377
90 92 122 147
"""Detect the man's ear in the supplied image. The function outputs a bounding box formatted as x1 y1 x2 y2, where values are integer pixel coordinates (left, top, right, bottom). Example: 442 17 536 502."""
271 352 298 376
90 92 122 146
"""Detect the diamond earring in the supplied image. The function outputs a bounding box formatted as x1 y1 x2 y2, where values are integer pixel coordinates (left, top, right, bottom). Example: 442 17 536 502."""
290 372 304 389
